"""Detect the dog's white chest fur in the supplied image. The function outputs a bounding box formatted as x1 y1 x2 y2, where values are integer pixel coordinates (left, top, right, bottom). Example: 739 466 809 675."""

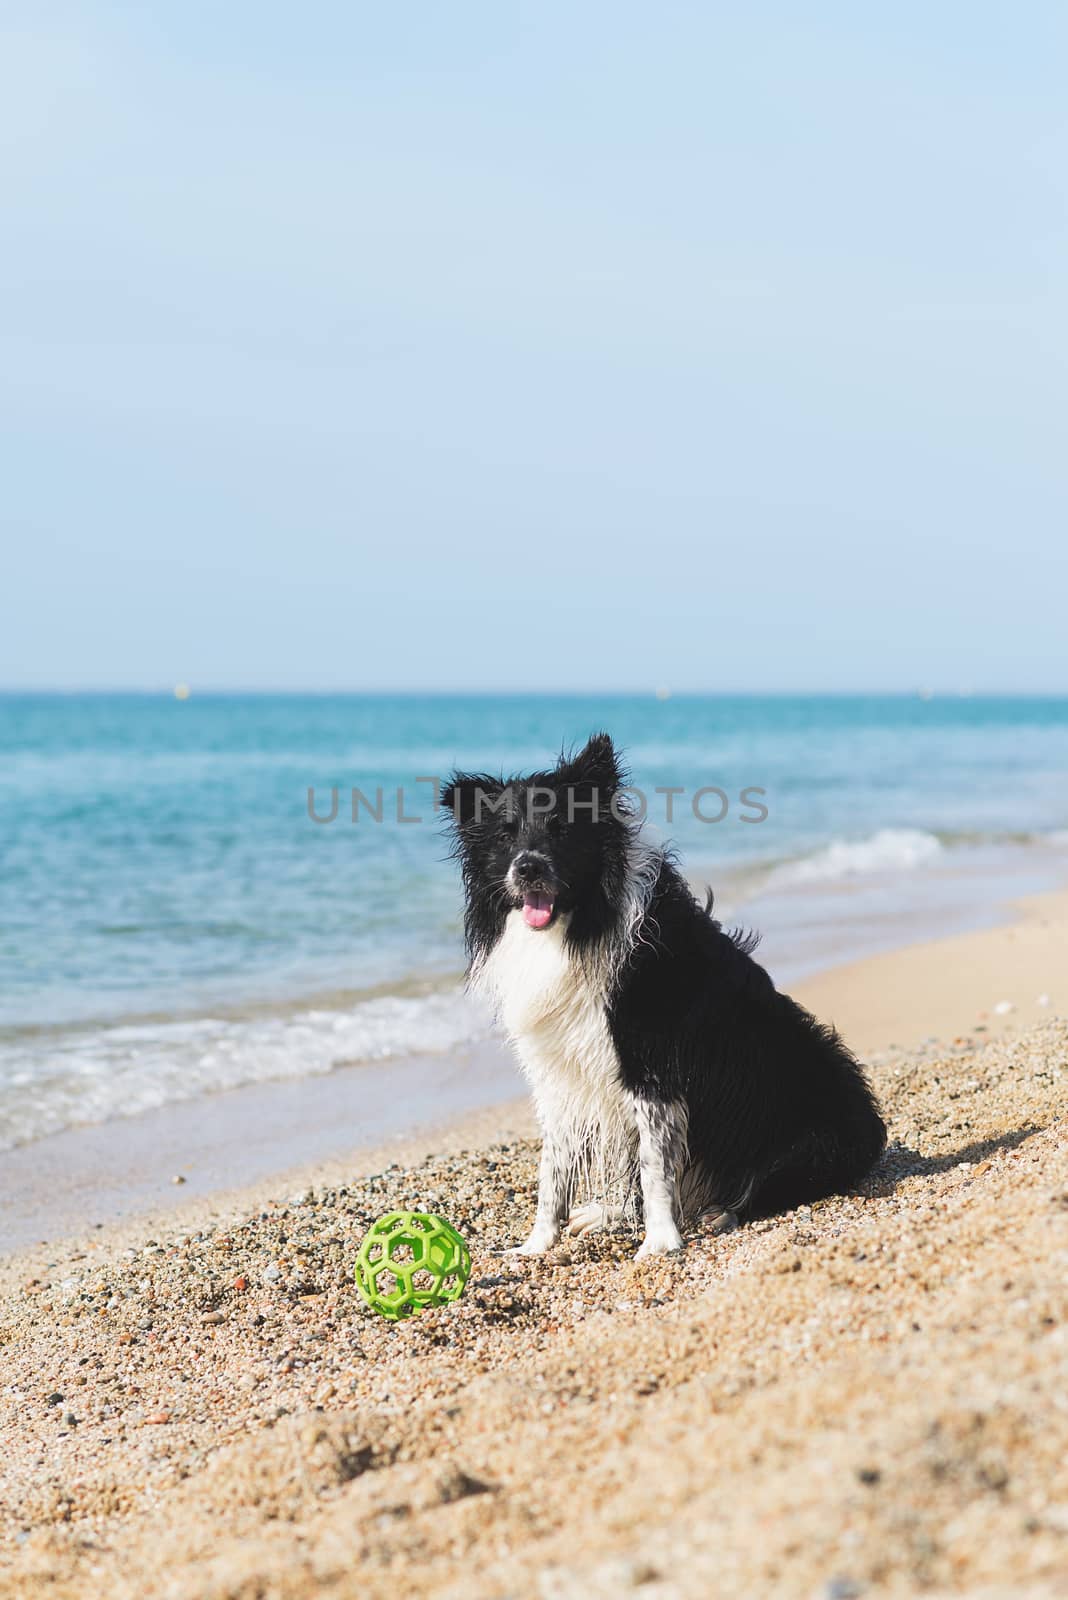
476 912 634 1194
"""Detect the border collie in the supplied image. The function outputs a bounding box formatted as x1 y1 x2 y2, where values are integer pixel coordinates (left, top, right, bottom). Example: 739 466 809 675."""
441 733 886 1258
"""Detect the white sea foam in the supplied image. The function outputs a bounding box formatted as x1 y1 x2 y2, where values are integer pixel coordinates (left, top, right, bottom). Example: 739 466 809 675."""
0 987 493 1152
768 828 945 888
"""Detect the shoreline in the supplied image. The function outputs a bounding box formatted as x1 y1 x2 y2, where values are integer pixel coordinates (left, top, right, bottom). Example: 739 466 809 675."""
2 877 1064 1266
0 1042 525 1261
4 832 1064 1159
793 882 1068 1055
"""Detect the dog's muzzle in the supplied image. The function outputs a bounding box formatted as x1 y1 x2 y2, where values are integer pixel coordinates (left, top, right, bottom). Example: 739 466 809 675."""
508 852 558 930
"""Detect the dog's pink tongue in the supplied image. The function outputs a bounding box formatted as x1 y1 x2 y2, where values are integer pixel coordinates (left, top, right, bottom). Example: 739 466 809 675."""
522 892 553 929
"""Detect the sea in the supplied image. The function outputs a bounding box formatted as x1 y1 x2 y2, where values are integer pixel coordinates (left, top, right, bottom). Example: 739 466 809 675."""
2 692 1067 1153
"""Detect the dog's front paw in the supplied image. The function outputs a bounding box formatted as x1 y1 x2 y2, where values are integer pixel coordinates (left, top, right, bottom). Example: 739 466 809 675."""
635 1224 684 1259
507 1225 559 1256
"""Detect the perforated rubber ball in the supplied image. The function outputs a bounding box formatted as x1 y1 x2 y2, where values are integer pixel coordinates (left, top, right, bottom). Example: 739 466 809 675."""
353 1211 471 1321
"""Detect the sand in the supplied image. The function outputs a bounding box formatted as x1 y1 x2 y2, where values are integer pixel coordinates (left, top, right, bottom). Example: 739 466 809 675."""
793 886 1068 1057
0 1040 523 1258
0 888 1066 1599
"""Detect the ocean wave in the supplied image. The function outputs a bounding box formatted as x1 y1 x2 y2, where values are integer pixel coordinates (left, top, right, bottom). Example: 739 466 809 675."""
0 986 492 1152
767 828 945 888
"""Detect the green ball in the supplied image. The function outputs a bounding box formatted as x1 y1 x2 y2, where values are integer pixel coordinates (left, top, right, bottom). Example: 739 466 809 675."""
353 1211 471 1321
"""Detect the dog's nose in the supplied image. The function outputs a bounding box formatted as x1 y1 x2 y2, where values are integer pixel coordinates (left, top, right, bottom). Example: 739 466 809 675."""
512 852 543 883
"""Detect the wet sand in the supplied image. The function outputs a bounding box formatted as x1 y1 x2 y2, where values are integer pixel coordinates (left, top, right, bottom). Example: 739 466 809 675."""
795 885 1068 1055
0 1041 522 1257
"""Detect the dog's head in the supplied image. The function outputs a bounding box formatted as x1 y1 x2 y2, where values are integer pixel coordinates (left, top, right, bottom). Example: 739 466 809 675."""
441 732 633 940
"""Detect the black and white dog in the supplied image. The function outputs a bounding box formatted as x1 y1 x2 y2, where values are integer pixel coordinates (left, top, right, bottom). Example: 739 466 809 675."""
441 733 886 1258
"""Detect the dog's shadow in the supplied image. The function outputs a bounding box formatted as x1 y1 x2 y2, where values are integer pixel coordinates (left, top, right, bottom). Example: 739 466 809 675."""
863 1122 1042 1200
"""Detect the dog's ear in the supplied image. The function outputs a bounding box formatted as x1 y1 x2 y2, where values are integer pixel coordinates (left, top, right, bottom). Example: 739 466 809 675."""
439 772 502 826
564 731 621 792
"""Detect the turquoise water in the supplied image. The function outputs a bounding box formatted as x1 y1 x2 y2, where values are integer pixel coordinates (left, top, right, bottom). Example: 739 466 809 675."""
2 693 1067 1148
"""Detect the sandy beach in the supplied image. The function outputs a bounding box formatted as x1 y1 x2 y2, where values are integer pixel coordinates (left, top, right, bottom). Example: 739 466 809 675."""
0 889 1065 1599
0 1040 522 1259
8 3 1067 1590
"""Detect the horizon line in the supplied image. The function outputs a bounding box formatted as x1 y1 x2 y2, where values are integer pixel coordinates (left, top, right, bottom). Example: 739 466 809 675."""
3 686 1068 700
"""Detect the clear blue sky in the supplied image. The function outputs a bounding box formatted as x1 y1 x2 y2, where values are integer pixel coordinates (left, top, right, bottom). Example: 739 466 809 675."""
2 3 1065 691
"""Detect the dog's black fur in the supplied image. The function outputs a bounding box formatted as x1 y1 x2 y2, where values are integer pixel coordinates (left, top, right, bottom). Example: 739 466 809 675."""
442 732 886 1251
608 863 887 1219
